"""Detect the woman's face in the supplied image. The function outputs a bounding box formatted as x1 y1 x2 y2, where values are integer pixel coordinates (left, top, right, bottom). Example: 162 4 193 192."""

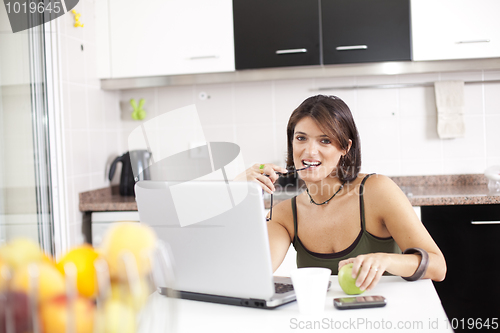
292 116 346 182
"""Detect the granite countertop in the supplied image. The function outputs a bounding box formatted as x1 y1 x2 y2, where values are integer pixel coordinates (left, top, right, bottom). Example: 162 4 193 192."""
390 174 500 206
79 186 137 212
79 174 500 212
264 174 500 208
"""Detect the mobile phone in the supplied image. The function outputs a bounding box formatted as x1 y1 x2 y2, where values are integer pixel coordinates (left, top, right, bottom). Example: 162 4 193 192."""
333 295 387 310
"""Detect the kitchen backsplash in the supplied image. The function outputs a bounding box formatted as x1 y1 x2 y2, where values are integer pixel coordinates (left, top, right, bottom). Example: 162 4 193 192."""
119 70 500 178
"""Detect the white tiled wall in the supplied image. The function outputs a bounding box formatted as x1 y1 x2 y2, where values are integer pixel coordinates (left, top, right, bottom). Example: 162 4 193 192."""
120 71 500 177
58 0 121 244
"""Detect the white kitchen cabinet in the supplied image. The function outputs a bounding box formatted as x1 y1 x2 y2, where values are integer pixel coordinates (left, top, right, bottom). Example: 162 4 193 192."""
97 0 235 79
411 0 500 61
91 211 140 246
413 206 421 221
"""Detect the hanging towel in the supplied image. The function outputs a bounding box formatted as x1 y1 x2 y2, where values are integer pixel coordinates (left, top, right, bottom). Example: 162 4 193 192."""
434 80 465 139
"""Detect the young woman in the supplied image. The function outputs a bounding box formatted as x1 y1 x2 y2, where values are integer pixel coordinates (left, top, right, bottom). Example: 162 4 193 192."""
236 95 446 292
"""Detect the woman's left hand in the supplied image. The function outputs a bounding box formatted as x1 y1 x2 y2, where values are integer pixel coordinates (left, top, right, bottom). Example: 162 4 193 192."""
338 253 392 291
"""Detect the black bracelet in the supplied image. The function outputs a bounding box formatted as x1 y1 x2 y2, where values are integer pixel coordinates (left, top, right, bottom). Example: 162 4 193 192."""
402 247 429 281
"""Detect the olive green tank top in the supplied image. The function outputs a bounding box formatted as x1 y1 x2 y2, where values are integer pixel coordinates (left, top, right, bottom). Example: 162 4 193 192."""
292 174 401 275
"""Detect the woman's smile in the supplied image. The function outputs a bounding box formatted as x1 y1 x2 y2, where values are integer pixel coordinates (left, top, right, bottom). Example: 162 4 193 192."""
301 159 322 169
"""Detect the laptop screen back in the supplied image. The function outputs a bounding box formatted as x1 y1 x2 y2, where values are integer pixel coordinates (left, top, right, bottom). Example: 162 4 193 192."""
135 181 275 300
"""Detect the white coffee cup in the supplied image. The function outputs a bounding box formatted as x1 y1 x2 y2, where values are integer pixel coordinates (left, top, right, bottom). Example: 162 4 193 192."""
291 267 332 315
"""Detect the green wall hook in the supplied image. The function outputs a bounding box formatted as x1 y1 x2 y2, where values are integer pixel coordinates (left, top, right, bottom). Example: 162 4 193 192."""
130 98 147 120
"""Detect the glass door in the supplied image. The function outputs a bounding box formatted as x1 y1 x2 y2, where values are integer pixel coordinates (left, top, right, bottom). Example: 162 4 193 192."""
0 7 54 254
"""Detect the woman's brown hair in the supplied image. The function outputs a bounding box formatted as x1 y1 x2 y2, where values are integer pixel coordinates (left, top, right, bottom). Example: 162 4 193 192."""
285 95 361 182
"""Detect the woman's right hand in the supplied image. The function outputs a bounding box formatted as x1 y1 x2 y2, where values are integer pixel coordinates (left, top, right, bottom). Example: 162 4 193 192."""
233 163 288 194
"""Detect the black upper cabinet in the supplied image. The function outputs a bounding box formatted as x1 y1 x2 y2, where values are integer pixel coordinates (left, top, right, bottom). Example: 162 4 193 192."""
321 0 411 64
233 0 321 70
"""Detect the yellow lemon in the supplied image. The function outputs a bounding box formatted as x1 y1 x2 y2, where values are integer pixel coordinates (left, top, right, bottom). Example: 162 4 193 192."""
109 278 151 311
0 238 45 270
11 262 66 303
102 298 136 333
99 222 157 281
56 244 99 298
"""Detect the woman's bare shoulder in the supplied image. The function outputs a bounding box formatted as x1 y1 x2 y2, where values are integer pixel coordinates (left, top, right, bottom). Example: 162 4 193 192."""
363 174 401 192
362 173 412 215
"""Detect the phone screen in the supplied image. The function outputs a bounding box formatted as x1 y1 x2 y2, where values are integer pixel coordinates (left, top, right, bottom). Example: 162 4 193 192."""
333 295 386 310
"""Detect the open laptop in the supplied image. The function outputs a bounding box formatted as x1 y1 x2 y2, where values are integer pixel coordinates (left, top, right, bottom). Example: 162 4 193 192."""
134 180 296 309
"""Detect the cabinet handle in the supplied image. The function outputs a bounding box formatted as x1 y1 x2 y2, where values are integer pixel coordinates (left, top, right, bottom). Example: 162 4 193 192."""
471 221 500 225
275 48 307 55
336 45 368 51
188 55 219 60
456 39 490 44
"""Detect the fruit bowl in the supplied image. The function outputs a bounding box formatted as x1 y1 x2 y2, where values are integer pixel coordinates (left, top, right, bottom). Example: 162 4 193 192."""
0 224 177 333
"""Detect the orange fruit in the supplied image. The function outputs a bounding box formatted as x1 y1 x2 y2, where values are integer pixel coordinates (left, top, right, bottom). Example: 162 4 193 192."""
41 252 55 265
56 245 99 298
40 295 95 333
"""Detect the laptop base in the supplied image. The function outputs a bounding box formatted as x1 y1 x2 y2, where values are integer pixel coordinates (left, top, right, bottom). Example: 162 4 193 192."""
158 288 296 309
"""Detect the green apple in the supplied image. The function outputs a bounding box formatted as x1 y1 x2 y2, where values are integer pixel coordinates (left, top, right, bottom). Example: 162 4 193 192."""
338 263 365 295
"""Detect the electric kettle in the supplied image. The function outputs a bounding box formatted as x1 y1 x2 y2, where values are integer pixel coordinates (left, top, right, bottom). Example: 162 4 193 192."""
109 150 152 196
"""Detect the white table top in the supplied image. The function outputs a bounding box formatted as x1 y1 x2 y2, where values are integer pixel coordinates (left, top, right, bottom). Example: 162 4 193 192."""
138 276 452 333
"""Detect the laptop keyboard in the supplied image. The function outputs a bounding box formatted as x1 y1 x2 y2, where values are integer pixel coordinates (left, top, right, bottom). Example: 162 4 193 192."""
274 282 294 294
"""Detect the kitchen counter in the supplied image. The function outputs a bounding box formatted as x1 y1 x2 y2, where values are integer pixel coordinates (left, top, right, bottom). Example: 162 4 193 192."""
266 174 500 208
391 174 500 206
79 186 137 212
79 174 500 212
